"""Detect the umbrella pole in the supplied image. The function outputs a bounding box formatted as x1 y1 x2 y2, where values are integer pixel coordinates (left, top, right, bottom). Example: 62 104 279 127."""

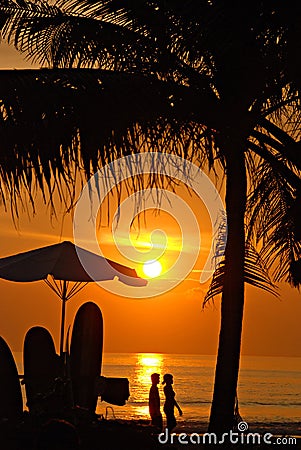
60 280 67 357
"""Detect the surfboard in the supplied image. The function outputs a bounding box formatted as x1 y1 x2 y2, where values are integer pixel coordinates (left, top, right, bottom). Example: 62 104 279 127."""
23 326 62 416
0 336 23 421
70 301 103 414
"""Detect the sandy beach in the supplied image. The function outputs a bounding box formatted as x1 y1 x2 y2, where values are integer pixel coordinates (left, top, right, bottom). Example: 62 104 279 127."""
165 421 301 448
175 420 301 437
97 419 301 449
3 416 300 450
116 419 301 449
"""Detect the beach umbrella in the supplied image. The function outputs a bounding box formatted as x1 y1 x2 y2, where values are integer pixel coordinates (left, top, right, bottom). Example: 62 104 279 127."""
0 241 146 355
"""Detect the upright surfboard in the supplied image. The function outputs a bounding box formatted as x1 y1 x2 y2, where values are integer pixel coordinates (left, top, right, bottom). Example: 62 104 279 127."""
70 302 103 413
0 336 23 421
23 326 62 416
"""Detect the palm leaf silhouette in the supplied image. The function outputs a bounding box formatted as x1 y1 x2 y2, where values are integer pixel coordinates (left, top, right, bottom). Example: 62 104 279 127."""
204 246 278 305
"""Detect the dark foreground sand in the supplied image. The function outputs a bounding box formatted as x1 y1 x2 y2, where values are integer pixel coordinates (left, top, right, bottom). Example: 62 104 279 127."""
1 416 300 450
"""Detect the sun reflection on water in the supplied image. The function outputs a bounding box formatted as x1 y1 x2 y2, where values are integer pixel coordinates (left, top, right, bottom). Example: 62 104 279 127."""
131 353 164 418
136 353 163 385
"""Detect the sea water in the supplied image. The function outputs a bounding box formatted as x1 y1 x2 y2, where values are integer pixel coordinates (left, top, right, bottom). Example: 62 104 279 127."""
99 353 301 426
14 352 301 429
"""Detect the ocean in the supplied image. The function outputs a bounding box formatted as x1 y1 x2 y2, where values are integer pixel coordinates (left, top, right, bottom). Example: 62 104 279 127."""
15 352 301 432
99 353 301 426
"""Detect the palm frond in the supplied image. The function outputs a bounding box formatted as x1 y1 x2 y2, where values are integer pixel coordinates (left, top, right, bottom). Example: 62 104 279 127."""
247 112 301 191
0 68 219 213
0 0 162 70
246 155 301 287
203 244 278 305
245 112 301 288
0 0 220 94
290 259 301 288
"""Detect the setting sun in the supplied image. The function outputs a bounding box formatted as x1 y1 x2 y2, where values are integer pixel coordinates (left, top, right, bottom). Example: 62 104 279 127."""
143 260 162 278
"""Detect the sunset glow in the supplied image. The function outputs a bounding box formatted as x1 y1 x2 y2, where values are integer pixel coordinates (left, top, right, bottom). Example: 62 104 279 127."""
139 355 162 367
136 353 163 386
142 260 162 278
1 7 301 438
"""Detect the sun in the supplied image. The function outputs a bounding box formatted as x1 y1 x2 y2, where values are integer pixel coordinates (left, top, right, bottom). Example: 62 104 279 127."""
143 260 162 278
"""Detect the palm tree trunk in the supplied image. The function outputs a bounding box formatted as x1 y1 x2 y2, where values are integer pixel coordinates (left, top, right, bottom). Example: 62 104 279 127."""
208 143 246 434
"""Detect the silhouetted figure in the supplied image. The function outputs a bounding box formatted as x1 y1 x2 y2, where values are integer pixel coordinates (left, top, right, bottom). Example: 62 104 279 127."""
162 373 182 432
149 373 163 432
36 419 80 450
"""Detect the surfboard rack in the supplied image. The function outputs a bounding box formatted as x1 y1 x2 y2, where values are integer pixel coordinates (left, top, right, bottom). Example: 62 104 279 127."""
105 406 116 419
1 302 132 422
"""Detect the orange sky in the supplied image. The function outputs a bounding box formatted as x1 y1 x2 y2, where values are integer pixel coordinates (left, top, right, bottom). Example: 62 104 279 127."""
0 42 301 358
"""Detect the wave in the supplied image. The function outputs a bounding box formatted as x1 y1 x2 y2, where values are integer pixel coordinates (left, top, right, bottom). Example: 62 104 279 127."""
242 401 301 407
180 400 211 405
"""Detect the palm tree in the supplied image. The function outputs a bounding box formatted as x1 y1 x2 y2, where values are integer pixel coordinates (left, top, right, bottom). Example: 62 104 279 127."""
0 0 300 433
